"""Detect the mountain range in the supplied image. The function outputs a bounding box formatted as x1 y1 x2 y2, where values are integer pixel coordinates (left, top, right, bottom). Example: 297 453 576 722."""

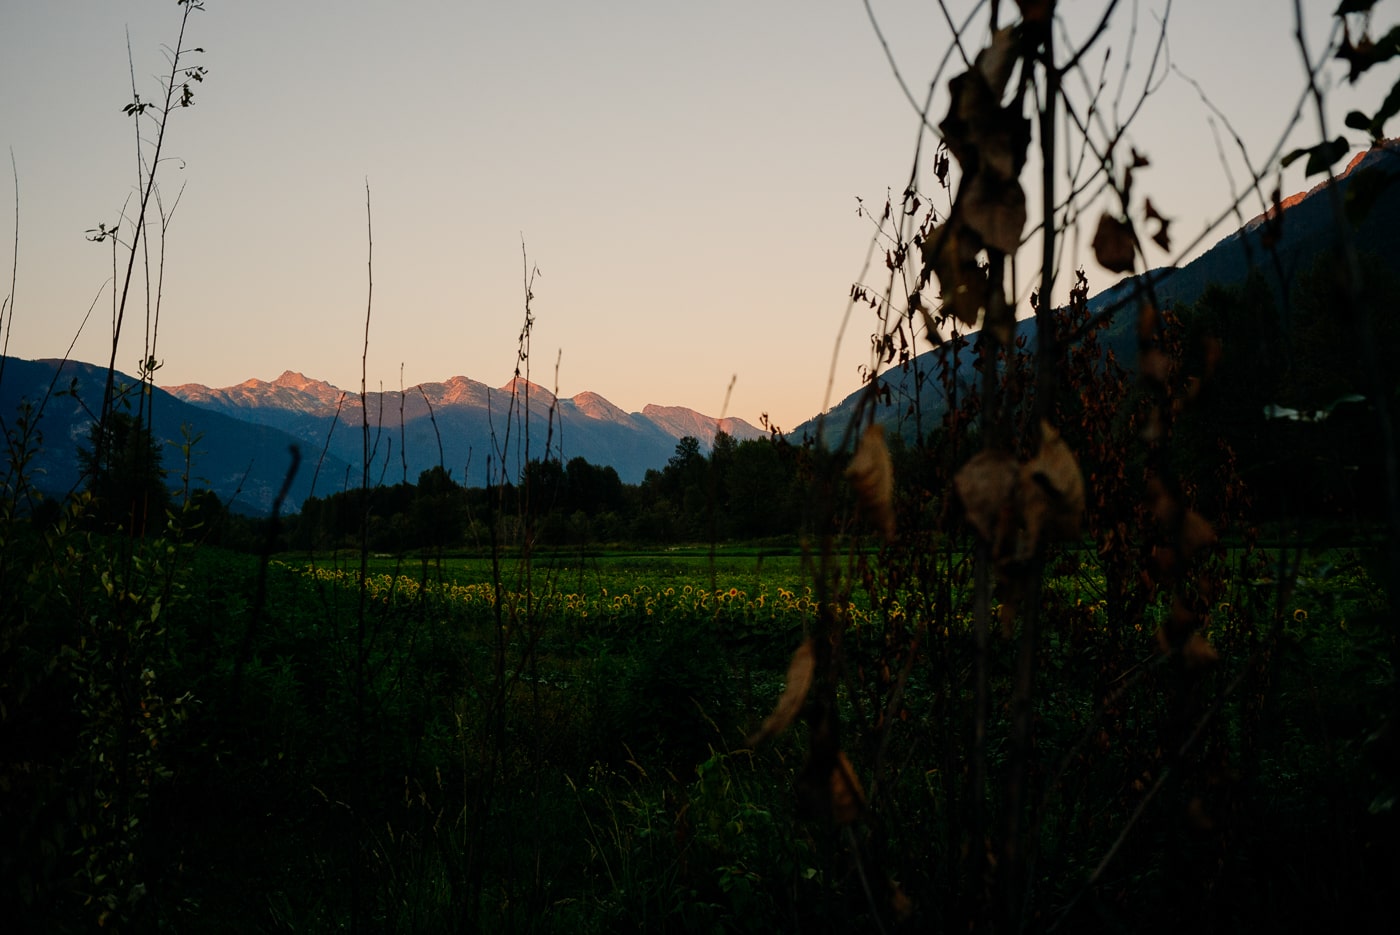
163 371 763 491
0 358 761 514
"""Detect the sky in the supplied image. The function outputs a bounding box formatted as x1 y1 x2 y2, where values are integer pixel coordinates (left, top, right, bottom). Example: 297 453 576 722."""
0 1 1390 432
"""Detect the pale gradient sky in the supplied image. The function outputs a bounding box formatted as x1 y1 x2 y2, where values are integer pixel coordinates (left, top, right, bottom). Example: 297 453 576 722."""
0 1 1387 432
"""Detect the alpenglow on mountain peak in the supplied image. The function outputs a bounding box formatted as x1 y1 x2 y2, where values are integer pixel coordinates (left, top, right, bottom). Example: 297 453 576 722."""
163 369 764 486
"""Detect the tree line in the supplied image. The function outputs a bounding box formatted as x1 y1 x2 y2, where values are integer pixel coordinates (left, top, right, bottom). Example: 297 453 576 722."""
65 248 1400 554
279 431 808 552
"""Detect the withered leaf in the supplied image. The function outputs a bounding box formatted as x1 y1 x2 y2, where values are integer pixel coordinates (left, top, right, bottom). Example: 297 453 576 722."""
847 423 896 541
941 29 1030 183
1015 0 1055 23
830 751 867 825
1187 795 1215 831
1334 21 1400 84
954 449 1018 544
975 26 1019 101
1017 420 1085 556
1179 509 1216 559
922 221 988 326
1147 476 1180 527
747 639 814 746
1182 632 1219 669
1143 197 1172 251
1092 213 1136 273
1140 348 1171 384
964 171 1027 254
890 882 914 922
1137 302 1160 342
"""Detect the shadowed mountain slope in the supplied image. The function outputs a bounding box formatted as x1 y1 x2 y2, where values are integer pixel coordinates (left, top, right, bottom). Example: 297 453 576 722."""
806 140 1400 444
0 357 342 515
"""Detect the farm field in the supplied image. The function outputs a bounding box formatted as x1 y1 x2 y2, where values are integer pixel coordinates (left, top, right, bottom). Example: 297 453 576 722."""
3 523 1396 931
262 543 1400 927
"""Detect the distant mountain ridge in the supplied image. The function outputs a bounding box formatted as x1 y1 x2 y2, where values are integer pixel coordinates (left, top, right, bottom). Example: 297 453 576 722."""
164 371 763 489
0 359 763 516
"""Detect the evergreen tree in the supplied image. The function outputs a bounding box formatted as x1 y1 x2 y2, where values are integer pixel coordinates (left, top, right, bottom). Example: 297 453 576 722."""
78 411 171 537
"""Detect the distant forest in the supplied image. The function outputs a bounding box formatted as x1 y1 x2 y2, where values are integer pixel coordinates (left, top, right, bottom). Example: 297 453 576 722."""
210 432 810 552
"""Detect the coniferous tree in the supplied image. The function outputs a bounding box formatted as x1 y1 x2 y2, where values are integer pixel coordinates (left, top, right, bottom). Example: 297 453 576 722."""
78 411 170 537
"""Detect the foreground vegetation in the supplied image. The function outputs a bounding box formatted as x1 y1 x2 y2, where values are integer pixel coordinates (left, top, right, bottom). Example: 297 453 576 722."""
2 524 1396 930
6 1 1400 932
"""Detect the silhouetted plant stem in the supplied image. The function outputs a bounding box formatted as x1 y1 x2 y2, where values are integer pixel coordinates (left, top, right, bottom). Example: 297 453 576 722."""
1002 21 1061 924
0 150 18 392
94 1 201 474
231 445 301 710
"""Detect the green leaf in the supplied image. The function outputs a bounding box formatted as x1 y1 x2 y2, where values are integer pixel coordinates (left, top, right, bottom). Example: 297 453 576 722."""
1346 110 1373 131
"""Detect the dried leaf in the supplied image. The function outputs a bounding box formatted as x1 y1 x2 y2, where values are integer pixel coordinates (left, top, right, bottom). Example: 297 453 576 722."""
941 30 1030 183
975 26 1019 98
1144 197 1172 251
1334 21 1400 83
922 221 988 326
964 171 1027 254
747 640 814 746
1017 421 1085 555
1137 302 1160 342
1147 476 1180 527
1182 632 1219 669
1186 795 1215 831
890 883 914 922
954 449 1018 544
1179 509 1216 559
998 600 1017 637
1015 0 1055 24
1092 213 1136 273
1140 348 1171 384
846 424 896 541
830 751 867 825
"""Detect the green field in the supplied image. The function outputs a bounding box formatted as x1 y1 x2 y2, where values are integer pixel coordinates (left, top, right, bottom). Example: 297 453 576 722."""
4 518 1396 933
